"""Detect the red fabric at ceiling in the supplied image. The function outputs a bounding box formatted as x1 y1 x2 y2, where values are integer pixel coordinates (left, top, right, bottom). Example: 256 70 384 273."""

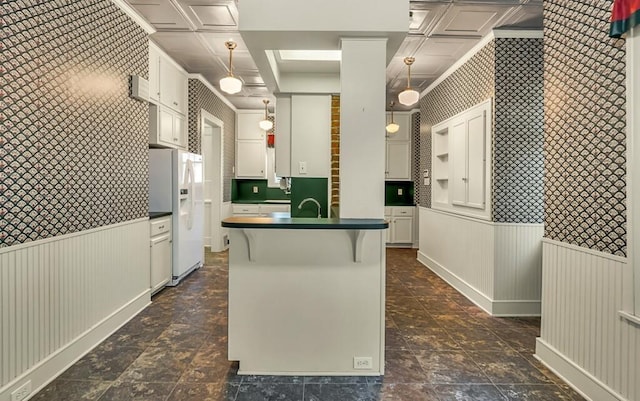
610 0 640 37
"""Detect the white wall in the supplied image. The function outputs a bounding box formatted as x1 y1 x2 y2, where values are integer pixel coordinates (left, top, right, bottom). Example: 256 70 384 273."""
0 220 150 401
339 38 387 219
290 95 331 178
418 207 543 316
536 240 640 401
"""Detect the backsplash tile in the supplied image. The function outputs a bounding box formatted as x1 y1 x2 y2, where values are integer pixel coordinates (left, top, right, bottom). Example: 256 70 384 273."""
1 0 148 247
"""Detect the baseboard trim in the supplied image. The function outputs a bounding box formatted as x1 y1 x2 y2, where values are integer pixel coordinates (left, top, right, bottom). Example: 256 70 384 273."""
417 251 541 316
0 290 151 401
535 338 625 401
417 251 494 314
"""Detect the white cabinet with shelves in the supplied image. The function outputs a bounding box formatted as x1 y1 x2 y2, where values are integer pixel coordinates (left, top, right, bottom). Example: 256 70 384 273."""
149 216 172 294
385 112 412 181
431 99 491 219
385 206 414 245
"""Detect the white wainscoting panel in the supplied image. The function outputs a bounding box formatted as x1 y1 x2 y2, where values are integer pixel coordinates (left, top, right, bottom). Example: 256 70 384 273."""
536 239 639 401
417 207 543 316
0 219 151 401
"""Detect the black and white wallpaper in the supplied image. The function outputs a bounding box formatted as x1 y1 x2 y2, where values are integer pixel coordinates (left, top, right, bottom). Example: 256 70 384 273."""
419 42 495 208
544 1 627 256
187 79 236 202
411 112 421 205
1 0 149 248
493 38 544 224
418 38 544 225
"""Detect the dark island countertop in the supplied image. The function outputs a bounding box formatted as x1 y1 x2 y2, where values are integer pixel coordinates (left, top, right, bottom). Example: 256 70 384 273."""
149 212 172 219
222 215 388 230
232 200 291 204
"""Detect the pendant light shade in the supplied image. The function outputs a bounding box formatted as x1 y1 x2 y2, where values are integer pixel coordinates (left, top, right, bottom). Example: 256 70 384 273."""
259 99 273 131
220 41 242 94
398 57 419 107
386 101 400 134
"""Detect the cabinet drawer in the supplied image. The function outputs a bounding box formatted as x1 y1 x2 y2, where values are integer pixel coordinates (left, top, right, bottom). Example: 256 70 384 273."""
232 204 260 215
392 207 414 217
150 218 171 236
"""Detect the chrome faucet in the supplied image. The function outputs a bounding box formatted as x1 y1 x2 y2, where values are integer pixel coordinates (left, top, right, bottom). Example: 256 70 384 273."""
298 197 322 218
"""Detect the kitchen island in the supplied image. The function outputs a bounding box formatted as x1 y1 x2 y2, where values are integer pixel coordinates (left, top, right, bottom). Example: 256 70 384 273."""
222 215 388 376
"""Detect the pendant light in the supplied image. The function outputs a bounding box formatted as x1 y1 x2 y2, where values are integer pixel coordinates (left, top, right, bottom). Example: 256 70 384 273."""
219 41 242 94
398 56 419 106
259 99 273 131
386 101 400 134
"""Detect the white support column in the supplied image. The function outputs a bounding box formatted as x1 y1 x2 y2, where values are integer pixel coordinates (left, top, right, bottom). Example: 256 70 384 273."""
339 38 387 219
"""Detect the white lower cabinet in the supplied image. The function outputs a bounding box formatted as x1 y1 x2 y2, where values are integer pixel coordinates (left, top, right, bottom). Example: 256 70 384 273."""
232 203 290 217
386 206 414 245
150 216 172 294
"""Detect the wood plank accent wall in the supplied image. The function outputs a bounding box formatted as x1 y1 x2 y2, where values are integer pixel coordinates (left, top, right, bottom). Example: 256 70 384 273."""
0 220 150 398
418 207 543 316
536 240 639 401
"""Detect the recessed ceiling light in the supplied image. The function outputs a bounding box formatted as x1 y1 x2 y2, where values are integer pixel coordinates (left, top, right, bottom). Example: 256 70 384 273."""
278 50 341 61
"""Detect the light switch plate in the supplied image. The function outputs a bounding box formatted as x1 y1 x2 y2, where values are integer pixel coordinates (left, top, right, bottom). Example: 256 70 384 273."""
252 186 258 193
398 188 403 196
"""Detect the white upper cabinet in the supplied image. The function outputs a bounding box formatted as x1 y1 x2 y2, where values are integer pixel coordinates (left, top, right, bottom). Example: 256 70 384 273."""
149 43 161 102
385 111 412 181
386 113 411 142
431 99 491 219
236 111 267 178
148 41 187 115
237 111 266 140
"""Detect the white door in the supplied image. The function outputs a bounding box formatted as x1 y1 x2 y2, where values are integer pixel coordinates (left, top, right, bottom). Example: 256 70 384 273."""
466 112 486 209
451 119 467 206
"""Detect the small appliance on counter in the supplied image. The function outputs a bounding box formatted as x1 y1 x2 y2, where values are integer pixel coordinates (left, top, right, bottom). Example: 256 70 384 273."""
149 148 204 286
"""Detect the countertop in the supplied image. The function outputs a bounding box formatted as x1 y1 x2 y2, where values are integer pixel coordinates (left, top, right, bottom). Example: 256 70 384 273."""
149 212 172 219
222 214 388 230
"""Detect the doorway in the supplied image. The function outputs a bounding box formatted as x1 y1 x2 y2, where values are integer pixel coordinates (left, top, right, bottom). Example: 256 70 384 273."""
201 110 225 252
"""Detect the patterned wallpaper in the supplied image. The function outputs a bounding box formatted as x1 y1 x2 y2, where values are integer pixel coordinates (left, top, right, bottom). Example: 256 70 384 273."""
493 38 544 223
411 112 421 205
544 1 627 256
418 38 544 225
1 0 149 248
187 79 236 202
419 42 495 208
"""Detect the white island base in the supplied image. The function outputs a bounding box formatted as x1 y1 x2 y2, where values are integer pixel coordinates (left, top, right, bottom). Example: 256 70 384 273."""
225 219 387 376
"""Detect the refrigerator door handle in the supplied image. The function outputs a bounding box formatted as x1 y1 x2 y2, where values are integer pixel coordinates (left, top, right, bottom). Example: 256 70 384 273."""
184 158 195 230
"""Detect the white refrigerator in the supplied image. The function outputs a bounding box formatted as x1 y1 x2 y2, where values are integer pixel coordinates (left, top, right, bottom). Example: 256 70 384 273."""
149 148 204 286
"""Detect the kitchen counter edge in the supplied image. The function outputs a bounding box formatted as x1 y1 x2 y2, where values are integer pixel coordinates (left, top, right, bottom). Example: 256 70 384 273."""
222 216 388 230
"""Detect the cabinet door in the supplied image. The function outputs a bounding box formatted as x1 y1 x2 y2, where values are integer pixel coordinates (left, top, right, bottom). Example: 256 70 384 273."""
159 108 175 144
386 141 411 180
386 113 411 142
149 43 160 102
150 234 171 293
450 119 467 206
174 113 186 148
159 57 178 110
392 217 413 243
237 112 265 140
174 70 187 114
236 140 266 178
466 111 486 209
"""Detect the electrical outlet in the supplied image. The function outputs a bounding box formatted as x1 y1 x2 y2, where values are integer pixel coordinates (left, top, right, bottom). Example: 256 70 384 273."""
299 161 307 174
252 186 259 194
397 188 403 196
11 381 31 401
353 357 373 370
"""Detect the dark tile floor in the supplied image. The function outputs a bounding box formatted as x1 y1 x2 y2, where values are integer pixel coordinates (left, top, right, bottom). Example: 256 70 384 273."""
32 248 585 401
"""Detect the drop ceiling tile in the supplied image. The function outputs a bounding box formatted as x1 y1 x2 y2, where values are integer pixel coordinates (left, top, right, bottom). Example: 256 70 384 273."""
432 4 516 37
497 4 543 28
191 5 236 26
198 32 249 56
128 1 192 30
418 37 476 59
408 3 448 36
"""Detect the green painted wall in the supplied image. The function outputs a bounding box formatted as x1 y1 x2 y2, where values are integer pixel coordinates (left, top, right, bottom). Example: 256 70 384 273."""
290 178 328 218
